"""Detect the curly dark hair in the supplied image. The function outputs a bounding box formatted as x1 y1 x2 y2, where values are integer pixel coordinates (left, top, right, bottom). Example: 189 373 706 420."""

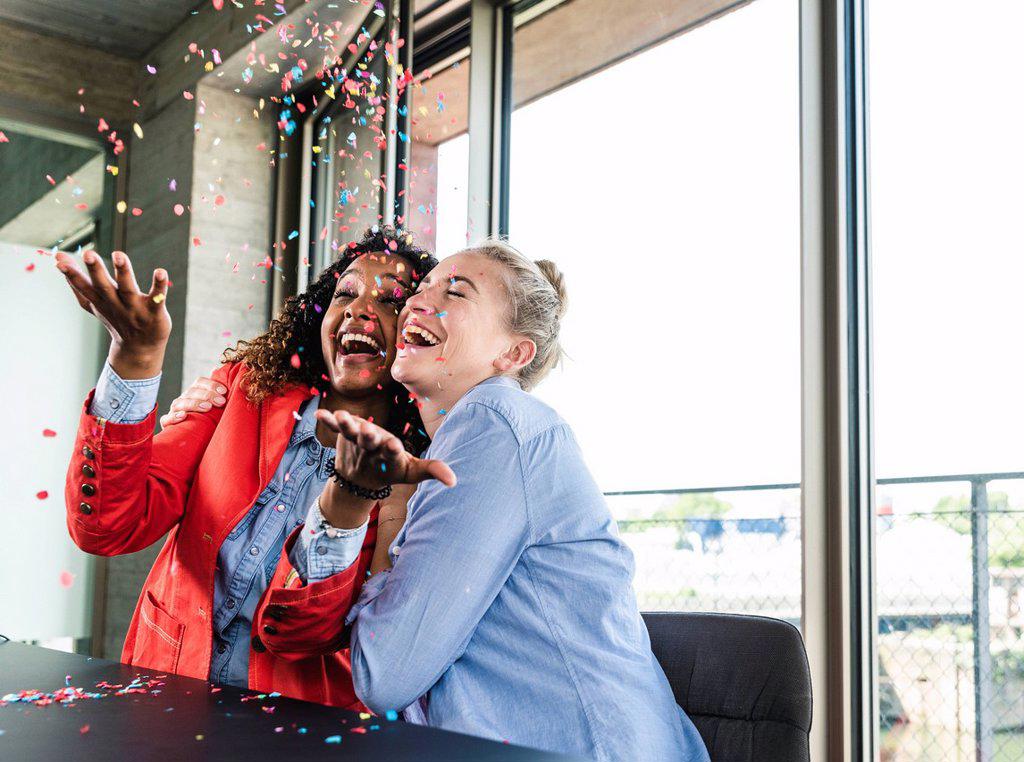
223 226 437 454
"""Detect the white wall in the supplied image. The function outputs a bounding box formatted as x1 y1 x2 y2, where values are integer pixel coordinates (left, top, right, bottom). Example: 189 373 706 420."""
0 241 104 642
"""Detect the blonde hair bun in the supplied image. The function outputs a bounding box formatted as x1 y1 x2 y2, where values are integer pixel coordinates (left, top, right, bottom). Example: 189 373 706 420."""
534 259 568 319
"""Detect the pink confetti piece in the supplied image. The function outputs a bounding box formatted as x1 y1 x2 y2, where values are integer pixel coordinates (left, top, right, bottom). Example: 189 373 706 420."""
42 428 57 437
36 490 49 500
59 571 75 588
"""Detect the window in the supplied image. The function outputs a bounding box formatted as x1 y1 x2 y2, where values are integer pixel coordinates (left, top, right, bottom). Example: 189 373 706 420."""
869 2 1024 758
0 125 107 653
509 0 801 618
406 59 470 256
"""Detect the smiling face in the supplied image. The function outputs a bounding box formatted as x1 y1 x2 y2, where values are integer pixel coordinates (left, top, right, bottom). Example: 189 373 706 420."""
319 252 413 396
392 252 535 407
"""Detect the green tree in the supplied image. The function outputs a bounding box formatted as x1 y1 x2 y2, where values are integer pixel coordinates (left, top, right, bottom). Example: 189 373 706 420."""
652 492 732 521
932 491 1024 568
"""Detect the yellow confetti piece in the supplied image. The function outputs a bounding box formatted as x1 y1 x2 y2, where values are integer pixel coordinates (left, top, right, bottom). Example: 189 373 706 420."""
205 61 214 72
106 165 118 176
133 123 143 139
325 85 336 99
359 712 372 720
152 293 166 304
116 200 127 213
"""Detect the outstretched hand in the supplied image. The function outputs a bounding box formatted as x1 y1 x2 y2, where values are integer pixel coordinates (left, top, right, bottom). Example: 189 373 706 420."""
55 249 171 379
316 409 456 491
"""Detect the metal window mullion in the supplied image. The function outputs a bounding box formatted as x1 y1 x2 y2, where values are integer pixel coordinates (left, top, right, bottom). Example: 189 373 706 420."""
800 0 874 759
466 0 512 240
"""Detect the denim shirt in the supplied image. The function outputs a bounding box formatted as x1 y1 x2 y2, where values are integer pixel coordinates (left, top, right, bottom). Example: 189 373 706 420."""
344 376 709 762
90 363 367 688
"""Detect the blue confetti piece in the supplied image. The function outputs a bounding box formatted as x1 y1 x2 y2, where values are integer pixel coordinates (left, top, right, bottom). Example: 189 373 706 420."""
385 710 398 721
436 311 447 318
288 230 299 240
325 735 342 744
438 409 447 416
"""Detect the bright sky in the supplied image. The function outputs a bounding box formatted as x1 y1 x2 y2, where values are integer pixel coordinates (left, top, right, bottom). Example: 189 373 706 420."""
435 0 1024 507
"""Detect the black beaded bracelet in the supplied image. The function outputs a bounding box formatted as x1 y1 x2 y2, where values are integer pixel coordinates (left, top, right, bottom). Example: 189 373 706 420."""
325 464 392 501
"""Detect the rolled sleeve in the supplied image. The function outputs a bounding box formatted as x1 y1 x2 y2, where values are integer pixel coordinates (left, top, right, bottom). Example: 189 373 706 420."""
288 496 367 583
344 569 390 626
90 361 161 424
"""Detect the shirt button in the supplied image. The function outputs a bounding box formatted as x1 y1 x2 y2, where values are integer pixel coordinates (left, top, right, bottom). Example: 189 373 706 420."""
275 504 285 512
225 599 236 610
217 643 227 654
393 545 401 555
305 455 316 466
111 399 120 409
316 546 328 556
249 546 260 556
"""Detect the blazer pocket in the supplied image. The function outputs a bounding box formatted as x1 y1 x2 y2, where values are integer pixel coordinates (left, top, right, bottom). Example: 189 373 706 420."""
135 590 185 674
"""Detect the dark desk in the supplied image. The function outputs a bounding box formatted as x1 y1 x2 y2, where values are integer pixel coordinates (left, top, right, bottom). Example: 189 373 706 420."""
0 641 578 761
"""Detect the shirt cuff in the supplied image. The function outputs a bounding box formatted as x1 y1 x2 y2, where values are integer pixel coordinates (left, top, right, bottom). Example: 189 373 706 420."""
287 496 368 583
89 361 161 423
345 568 390 626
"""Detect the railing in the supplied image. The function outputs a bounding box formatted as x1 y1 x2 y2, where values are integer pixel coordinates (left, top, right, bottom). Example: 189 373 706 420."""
608 471 1024 761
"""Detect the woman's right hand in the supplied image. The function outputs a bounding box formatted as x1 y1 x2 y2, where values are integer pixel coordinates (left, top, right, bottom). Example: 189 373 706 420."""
55 249 171 379
159 376 228 429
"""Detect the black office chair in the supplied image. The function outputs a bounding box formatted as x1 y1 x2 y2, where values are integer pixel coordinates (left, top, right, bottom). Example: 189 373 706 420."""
642 612 812 762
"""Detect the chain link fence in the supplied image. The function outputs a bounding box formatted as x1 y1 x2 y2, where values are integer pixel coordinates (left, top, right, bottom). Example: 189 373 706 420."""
611 475 1024 762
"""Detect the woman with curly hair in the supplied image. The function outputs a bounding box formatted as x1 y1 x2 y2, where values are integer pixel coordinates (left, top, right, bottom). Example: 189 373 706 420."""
54 226 438 709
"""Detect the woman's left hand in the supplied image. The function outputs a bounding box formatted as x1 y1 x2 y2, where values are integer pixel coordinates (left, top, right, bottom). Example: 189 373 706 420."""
315 410 456 490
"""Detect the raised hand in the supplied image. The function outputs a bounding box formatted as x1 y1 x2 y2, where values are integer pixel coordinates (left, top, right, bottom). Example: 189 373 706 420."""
316 409 456 490
159 375 228 429
55 249 171 379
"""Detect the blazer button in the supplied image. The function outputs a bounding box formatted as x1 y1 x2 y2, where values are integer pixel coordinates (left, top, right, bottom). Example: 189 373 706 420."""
265 605 284 621
250 635 266 653
81 483 96 497
82 446 95 460
262 624 278 636
79 502 93 515
82 464 96 478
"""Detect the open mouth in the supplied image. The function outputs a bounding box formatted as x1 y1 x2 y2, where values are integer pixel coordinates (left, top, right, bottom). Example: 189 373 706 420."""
335 331 384 365
401 323 442 348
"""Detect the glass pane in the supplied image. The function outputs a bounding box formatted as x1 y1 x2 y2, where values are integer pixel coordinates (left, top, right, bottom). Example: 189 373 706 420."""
869 2 1024 757
310 18 392 270
407 60 470 255
510 0 800 620
0 126 105 651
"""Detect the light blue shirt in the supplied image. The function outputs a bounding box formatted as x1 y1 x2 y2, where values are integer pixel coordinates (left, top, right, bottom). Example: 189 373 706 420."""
90 362 367 688
344 376 709 762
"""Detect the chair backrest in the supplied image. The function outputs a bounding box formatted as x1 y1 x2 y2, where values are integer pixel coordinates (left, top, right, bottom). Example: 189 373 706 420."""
642 612 812 762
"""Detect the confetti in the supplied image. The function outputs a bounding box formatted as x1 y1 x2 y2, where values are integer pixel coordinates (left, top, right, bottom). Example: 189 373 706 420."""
42 428 57 437
174 204 185 216
59 571 75 588
133 123 144 139
36 490 48 500
116 201 127 214
153 293 166 304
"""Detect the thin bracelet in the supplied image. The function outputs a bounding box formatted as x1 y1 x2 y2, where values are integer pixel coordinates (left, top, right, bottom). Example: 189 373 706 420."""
325 464 392 501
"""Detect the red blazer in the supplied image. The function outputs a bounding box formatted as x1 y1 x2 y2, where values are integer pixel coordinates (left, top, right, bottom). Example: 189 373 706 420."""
64 361 374 709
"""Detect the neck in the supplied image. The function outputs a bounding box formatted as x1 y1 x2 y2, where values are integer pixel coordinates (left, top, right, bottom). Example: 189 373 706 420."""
315 387 392 446
410 372 502 439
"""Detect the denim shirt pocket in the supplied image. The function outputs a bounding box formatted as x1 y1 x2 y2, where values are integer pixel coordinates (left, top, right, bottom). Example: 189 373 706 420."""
227 480 282 540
